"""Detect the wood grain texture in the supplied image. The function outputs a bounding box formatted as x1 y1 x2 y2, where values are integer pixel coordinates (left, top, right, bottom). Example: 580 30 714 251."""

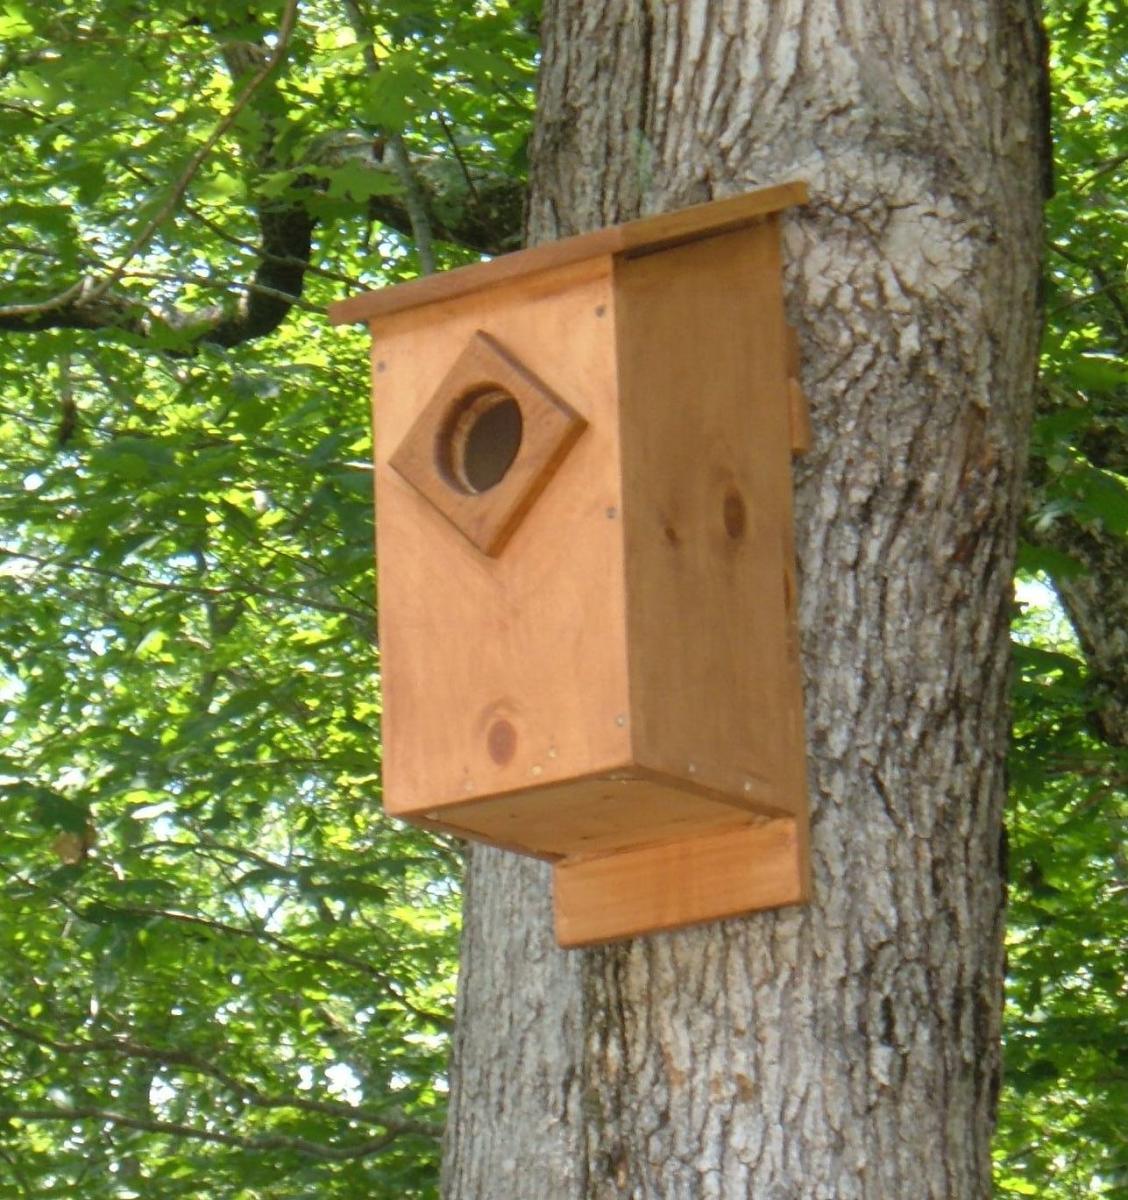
372 262 635 827
614 223 808 821
410 770 769 861
329 182 807 326
553 819 807 948
387 330 587 556
370 201 808 886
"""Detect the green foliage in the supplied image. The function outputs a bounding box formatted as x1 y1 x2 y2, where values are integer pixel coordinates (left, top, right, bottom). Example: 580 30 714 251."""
0 320 464 1195
1031 0 1127 541
998 598 1127 1198
995 1 1128 1196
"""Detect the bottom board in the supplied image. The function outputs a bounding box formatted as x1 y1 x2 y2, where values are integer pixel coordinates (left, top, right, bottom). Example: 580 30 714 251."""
552 818 808 947
404 772 772 860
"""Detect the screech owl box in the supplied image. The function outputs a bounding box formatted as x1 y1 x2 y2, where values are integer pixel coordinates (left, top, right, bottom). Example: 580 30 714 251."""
330 182 812 947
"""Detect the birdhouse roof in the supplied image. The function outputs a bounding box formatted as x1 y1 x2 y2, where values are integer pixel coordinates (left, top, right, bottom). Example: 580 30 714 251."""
328 180 807 326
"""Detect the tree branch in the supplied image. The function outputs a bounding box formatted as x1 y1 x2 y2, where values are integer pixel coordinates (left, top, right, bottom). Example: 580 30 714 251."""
0 1105 435 1160
341 0 437 273
1026 509 1128 749
0 1015 440 1134
0 547 375 623
0 1 526 349
81 0 301 307
9 874 452 1030
0 3 312 352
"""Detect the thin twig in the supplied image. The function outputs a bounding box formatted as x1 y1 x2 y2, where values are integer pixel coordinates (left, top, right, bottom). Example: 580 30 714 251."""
340 0 436 274
0 1106 431 1160
120 269 323 315
80 0 301 306
1077 151 1128 193
11 873 451 1029
436 110 481 202
1050 241 1128 329
115 156 367 290
0 1015 440 1134
0 278 88 321
0 547 374 622
185 200 366 288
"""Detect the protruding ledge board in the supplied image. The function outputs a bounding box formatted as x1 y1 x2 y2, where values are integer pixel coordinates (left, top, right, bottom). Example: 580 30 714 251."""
552 818 809 948
327 181 808 327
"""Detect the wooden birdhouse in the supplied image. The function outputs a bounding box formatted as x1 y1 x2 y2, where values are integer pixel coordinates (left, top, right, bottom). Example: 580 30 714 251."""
330 182 812 947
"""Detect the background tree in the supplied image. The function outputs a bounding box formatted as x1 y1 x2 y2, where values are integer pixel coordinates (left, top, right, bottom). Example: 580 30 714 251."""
0 1 1123 1198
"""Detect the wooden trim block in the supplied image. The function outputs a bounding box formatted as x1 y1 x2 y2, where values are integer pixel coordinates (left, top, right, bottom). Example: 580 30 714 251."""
387 330 587 556
784 324 812 455
552 818 808 948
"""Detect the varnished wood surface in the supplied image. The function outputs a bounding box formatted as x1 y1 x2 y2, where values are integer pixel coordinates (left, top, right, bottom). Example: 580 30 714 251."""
357 194 811 941
387 330 587 556
402 767 773 860
553 818 807 947
614 222 809 820
374 261 636 823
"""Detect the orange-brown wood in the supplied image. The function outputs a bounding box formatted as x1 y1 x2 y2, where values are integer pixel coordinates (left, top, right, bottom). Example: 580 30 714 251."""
614 222 807 823
553 818 809 947
788 380 813 455
373 261 635 824
401 766 773 860
388 330 587 556
343 184 811 946
329 182 808 326
785 325 813 455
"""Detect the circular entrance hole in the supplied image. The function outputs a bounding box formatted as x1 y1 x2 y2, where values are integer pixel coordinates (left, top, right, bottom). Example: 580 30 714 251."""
442 389 523 494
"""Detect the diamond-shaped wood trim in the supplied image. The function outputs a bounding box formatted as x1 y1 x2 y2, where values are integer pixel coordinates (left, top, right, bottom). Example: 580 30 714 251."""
388 331 588 556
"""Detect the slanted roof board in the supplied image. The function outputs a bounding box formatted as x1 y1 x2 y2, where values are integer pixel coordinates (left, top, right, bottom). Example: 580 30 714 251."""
328 180 808 326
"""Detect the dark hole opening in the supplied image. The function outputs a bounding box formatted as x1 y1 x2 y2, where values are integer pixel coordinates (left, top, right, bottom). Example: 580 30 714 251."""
444 390 523 494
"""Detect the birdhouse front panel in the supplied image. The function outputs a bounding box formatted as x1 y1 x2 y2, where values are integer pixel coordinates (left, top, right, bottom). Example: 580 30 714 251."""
371 260 634 843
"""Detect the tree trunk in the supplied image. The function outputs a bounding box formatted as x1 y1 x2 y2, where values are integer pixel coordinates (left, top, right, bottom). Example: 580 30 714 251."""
1031 513 1128 747
442 2 1047 1197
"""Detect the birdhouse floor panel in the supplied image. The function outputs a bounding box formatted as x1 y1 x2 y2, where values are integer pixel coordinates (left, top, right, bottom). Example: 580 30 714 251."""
404 769 775 861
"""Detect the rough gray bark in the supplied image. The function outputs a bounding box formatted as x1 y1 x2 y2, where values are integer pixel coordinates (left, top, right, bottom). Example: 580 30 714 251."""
442 2 1047 1197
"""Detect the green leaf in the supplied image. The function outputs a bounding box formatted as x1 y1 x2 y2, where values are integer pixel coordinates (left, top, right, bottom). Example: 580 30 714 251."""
1062 353 1128 392
362 51 432 131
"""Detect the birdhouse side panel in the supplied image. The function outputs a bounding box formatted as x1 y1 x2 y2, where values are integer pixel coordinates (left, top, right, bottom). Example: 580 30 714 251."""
614 221 808 818
369 262 634 834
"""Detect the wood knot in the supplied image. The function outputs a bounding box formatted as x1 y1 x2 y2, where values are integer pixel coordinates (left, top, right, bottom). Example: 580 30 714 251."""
487 718 517 765
722 487 746 540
